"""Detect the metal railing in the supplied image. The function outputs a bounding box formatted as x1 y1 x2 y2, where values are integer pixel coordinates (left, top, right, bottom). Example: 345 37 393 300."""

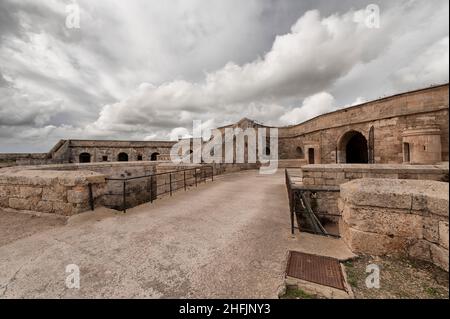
285 169 340 238
104 166 214 213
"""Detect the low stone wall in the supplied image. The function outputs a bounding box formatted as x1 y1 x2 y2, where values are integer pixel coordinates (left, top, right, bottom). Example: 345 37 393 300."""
101 162 260 210
106 163 204 210
339 178 449 271
277 159 308 168
300 163 449 217
302 163 449 186
0 169 106 216
0 152 53 167
0 161 261 215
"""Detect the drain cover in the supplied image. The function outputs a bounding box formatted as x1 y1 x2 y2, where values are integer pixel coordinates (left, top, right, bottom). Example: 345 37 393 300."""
286 251 345 290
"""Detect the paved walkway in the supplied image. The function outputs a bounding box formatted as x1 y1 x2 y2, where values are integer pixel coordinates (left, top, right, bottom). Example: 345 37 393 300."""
0 170 353 298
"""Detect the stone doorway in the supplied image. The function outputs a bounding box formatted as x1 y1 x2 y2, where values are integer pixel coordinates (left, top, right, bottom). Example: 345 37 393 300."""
338 130 368 164
150 152 160 161
308 148 315 164
79 152 91 163
117 152 129 161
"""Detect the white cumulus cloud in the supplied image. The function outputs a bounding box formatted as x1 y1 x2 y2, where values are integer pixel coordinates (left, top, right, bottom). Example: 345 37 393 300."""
279 92 335 125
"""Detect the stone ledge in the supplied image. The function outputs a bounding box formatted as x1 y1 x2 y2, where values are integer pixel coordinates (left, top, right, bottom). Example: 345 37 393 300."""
340 178 449 215
0 169 106 186
302 163 449 174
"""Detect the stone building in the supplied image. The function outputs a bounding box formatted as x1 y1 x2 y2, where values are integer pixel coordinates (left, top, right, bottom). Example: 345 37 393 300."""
55 140 176 163
215 83 448 165
0 140 177 166
277 84 448 165
0 84 448 167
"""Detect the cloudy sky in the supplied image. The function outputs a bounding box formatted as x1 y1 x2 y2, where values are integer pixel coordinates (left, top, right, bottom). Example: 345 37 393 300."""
0 0 448 152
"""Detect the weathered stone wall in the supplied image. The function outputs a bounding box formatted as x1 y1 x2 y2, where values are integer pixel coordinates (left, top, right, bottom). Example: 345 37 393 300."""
0 161 259 214
1 84 447 167
101 162 260 210
0 153 53 168
278 84 449 164
37 161 162 211
339 178 449 271
299 163 449 217
302 163 449 187
67 140 176 163
0 169 106 216
0 140 177 166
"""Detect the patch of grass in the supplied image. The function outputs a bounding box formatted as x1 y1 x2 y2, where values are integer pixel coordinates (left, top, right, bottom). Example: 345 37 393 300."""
424 286 443 298
344 261 359 288
344 260 354 268
344 255 449 299
281 287 316 299
346 270 358 288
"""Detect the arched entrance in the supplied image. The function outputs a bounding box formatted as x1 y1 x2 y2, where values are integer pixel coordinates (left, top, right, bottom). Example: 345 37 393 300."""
338 131 368 164
117 152 129 162
150 152 160 161
79 152 91 163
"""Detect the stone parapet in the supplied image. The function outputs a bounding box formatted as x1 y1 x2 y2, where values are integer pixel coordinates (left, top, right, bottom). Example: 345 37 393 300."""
297 163 448 217
0 169 106 216
302 163 448 187
339 178 449 271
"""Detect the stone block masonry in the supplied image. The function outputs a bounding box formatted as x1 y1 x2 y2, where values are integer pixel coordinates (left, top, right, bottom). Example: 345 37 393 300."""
0 161 260 216
1 84 448 168
302 163 449 187
339 178 449 271
0 169 106 216
299 163 449 217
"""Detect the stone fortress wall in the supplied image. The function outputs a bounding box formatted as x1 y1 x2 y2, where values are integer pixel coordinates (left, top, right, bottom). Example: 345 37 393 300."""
208 84 449 167
1 84 448 168
278 84 449 165
0 161 258 216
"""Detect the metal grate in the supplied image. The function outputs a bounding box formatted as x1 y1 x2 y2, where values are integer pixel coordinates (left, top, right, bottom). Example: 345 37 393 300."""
286 251 345 290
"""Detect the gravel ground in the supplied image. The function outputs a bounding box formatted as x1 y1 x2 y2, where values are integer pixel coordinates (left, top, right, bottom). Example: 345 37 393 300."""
344 255 449 299
0 210 65 246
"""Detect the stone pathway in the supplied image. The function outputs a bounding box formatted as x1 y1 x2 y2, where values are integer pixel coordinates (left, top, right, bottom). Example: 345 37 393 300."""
0 170 353 298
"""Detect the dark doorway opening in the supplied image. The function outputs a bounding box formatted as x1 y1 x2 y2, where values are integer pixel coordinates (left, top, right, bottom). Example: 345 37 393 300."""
296 147 304 159
345 133 368 163
404 143 411 163
79 153 91 163
150 152 160 161
308 148 315 164
117 153 129 162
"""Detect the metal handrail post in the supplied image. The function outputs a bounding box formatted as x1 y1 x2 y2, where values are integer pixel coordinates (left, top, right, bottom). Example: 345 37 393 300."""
123 181 127 213
150 175 153 203
88 183 94 211
195 170 197 187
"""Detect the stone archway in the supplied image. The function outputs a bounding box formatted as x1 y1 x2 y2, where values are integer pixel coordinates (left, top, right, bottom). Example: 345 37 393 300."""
117 152 129 162
79 152 91 163
338 130 368 164
150 152 160 161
